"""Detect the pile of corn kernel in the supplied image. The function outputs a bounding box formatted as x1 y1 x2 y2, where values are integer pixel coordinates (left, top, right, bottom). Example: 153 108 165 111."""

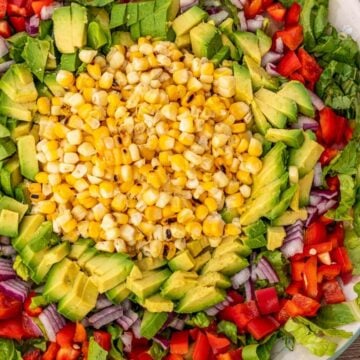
30 37 264 258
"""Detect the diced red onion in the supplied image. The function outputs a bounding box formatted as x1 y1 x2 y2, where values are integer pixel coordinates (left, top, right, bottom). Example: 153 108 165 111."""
313 163 323 187
259 257 279 283
0 258 12 268
266 63 280 76
306 206 318 226
39 304 65 341
0 279 30 302
238 11 247 31
116 309 138 331
131 318 141 339
261 51 282 66
311 189 338 200
244 280 254 301
317 199 337 215
229 0 244 9
0 245 16 256
292 116 319 131
0 268 17 281
40 2 62 20
255 265 267 280
81 317 90 328
281 238 304 258
121 332 133 353
0 37 8 58
23 313 43 337
168 317 185 331
247 15 264 32
0 60 14 73
284 231 303 244
26 15 40 36
46 304 66 332
275 37 284 53
205 296 233 316
88 305 124 329
309 194 323 206
207 6 221 15
0 236 10 245
154 336 170 350
210 9 229 24
308 89 325 111
285 223 304 237
231 267 251 289
122 299 132 311
96 295 113 310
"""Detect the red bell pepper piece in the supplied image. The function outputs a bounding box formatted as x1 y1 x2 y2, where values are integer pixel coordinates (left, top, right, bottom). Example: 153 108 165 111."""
137 353 153 360
255 287 280 315
304 220 327 245
0 0 7 20
7 3 27 16
23 349 42 360
170 331 189 355
189 327 200 341
0 290 22 320
56 323 76 348
334 115 347 145
285 294 321 317
0 315 26 340
216 348 243 360
43 343 60 360
304 256 318 298
291 261 305 281
298 48 323 85
319 215 334 225
320 148 339 166
319 107 338 145
0 19 11 38
277 51 302 77
289 71 305 84
322 279 346 304
286 281 303 296
266 3 286 22
166 355 184 360
246 316 280 340
244 0 263 19
317 264 342 283
9 16 26 32
220 301 259 330
326 175 340 192
227 290 244 304
32 0 53 16
193 331 211 360
331 222 344 247
331 247 353 274
24 292 42 317
94 330 112 352
285 2 301 26
275 299 290 325
56 347 81 360
9 0 27 6
303 241 333 257
206 332 231 355
277 25 303 51
73 322 87 343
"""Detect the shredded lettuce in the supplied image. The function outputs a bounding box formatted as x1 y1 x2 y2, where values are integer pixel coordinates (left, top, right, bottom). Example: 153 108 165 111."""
149 342 168 360
185 312 211 328
106 324 125 360
242 334 278 360
344 230 360 275
88 337 108 360
0 339 22 360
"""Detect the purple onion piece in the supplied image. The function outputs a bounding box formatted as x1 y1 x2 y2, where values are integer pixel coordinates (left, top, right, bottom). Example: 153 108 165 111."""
169 318 185 331
0 245 16 256
238 11 247 31
259 257 279 283
96 295 113 310
0 37 8 58
23 313 43 337
0 60 14 73
266 63 280 76
275 37 284 53
308 89 325 111
0 236 10 245
311 189 338 200
281 238 304 258
247 17 264 32
40 2 62 20
121 332 133 353
262 51 282 66
284 232 303 244
313 163 323 187
317 199 337 215
88 305 124 329
229 0 244 9
309 195 323 206
244 280 254 301
231 267 251 289
39 311 57 342
154 336 170 350
131 318 141 339
209 9 229 24
26 15 40 36
0 279 29 302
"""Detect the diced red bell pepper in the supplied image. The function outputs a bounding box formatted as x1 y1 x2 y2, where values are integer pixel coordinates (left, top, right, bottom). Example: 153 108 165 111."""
326 176 340 192
206 332 231 355
0 0 7 20
304 256 318 298
42 343 60 360
289 71 305 84
317 264 342 283
330 222 345 248
9 16 26 32
24 292 42 317
216 348 243 360
227 290 244 304
94 330 112 352
285 294 321 317
319 107 338 145
331 247 353 274
291 261 305 281
170 331 189 355
275 299 290 325
320 148 339 166
56 323 76 348
166 355 184 360
0 19 11 38
0 315 26 340
246 316 280 340
286 281 303 296
244 0 263 19
303 241 333 257
298 48 323 85
0 291 22 320
7 3 27 16
277 51 302 77
23 349 42 360
73 322 87 343
266 3 286 22
81 340 89 360
9 0 27 6
345 124 353 143
219 301 259 330
56 347 81 360
193 331 211 360
334 115 347 145
319 215 334 225
137 353 153 360
189 328 200 341
255 287 280 315
304 221 327 246
322 279 346 304
32 0 53 16
277 25 303 51
285 2 301 26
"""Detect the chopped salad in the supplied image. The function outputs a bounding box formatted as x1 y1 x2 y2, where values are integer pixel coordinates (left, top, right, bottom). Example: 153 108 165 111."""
0 0 359 359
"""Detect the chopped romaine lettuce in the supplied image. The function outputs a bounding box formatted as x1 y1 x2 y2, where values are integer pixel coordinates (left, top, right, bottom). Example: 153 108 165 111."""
217 320 238 344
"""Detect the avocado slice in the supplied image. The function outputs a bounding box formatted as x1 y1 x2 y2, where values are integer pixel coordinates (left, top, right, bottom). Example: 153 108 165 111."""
271 209 308 226
252 172 288 200
110 4 127 29
12 214 44 251
77 247 98 268
190 22 222 59
161 271 198 300
177 286 226 313
255 88 298 122
202 252 249 276
105 282 131 304
144 294 174 312
0 209 18 237
251 100 271 135
221 34 240 60
193 251 211 273
0 196 28 221
44 73 66 97
289 132 324 177
220 208 239 224
175 33 191 49
299 169 314 207
71 3 88 50
0 123 10 138
0 158 22 197
172 6 207 36
125 3 138 26
211 46 230 66
136 257 167 271
26 221 53 252
278 81 315 118
168 250 195 272
212 237 251 258
60 53 80 72
17 135 39 181
140 311 168 340
219 18 234 35
266 184 299 220
155 0 180 21
233 63 253 104
53 6 74 53
69 238 95 260
198 272 231 289
232 31 261 64
267 226 286 251
43 258 80 302
256 29 272 56
186 240 204 257
0 93 32 122
265 129 305 148
11 122 32 141
87 21 108 49
255 98 287 129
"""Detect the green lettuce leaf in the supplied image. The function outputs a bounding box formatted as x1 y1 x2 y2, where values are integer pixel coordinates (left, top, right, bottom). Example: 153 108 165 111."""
149 342 168 360
88 337 108 360
242 334 278 360
106 324 125 360
13 255 29 281
344 230 360 275
217 320 238 344
0 339 16 359
185 312 211 328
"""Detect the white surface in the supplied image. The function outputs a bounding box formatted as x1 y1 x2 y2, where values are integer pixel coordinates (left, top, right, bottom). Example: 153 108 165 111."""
273 0 360 358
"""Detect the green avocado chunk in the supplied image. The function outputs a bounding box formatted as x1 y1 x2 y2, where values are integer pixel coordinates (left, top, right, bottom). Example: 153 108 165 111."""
202 252 249 276
12 214 44 251
190 22 222 59
168 250 195 271
0 196 28 221
232 31 261 64
266 184 299 220
172 6 207 36
265 129 305 148
161 271 198 300
0 158 22 197
140 311 168 339
198 272 231 289
233 63 253 104
17 135 39 181
144 294 174 312
0 209 18 237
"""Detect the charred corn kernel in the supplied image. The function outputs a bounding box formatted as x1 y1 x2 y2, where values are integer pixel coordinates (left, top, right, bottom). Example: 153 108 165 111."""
225 193 244 208
225 223 241 236
35 172 49 184
37 97 51 115
203 214 224 237
204 197 218 212
248 138 263 157
56 70 74 88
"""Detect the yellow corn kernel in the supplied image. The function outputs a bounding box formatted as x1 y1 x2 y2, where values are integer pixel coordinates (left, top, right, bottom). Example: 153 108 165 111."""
35 172 49 184
158 135 175 151
177 208 194 224
99 181 115 199
111 194 127 212
248 138 263 157
232 123 247 133
65 174 77 186
225 180 240 195
200 62 214 76
62 218 77 233
114 213 129 225
230 102 250 120
240 156 263 175
170 154 189 172
88 184 99 198
147 172 162 189
142 188 160 206
76 73 95 90
225 223 241 236
170 197 182 213
237 138 249 153
162 205 175 218
159 151 171 166
204 197 218 212
56 70 75 88
236 170 252 185
225 193 244 208
195 204 209 221
144 206 162 221
99 72 114 90
203 214 224 237
37 97 51 115
185 221 202 238
214 67 232 80
88 221 101 238
87 63 102 80
36 200 56 214
166 85 179 101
